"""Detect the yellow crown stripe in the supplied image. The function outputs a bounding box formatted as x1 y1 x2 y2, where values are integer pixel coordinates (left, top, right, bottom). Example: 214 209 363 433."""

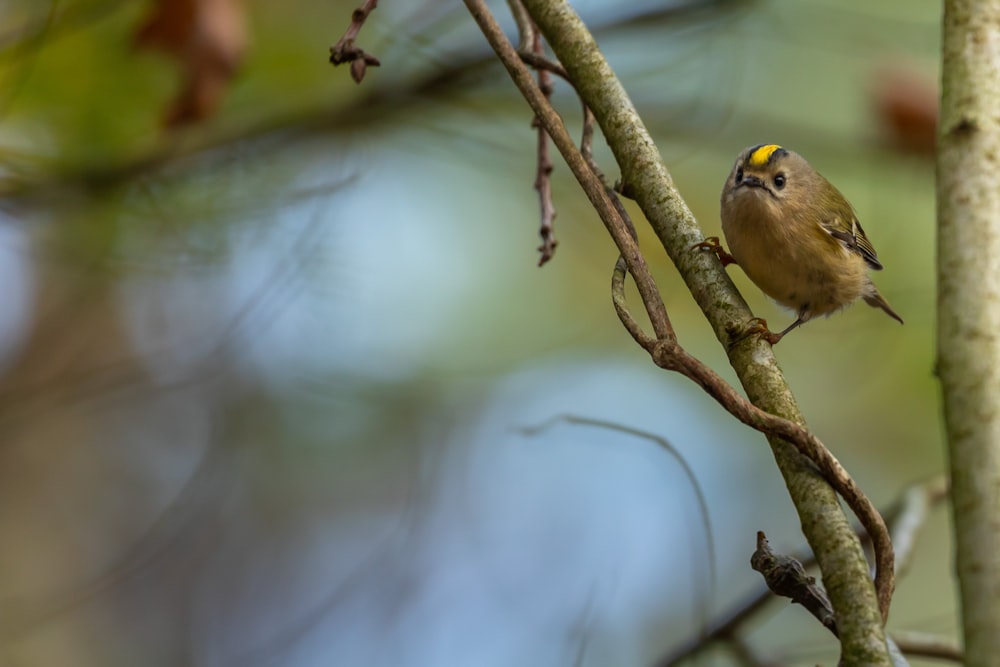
748 144 783 167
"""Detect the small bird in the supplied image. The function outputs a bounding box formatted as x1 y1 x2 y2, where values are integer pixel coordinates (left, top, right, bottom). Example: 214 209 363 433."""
703 143 903 344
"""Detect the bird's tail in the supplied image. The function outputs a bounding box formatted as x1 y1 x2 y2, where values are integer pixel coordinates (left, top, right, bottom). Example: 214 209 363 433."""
863 287 904 325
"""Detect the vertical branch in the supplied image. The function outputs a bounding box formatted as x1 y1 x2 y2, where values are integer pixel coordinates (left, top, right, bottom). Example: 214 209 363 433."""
937 0 1000 662
531 28 558 265
509 0 558 265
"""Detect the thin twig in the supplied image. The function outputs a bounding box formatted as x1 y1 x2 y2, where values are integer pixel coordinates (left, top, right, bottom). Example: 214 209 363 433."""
528 20 558 266
507 0 534 51
611 257 652 348
519 414 716 624
580 105 596 169
329 0 381 83
517 50 569 80
581 106 638 241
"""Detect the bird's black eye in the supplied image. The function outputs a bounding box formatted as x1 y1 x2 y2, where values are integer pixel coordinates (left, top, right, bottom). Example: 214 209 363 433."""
774 173 786 189
735 167 744 183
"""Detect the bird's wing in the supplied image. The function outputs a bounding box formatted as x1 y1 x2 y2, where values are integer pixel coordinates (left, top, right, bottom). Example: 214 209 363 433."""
821 215 883 271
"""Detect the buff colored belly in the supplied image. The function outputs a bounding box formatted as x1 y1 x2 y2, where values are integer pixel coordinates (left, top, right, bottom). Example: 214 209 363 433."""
723 217 869 319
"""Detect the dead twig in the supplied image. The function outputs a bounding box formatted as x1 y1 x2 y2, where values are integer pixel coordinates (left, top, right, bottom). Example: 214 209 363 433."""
329 0 381 83
751 531 838 635
527 16 558 265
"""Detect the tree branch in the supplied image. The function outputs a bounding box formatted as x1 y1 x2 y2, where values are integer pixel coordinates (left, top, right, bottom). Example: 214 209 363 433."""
938 0 1000 662
513 4 559 266
464 0 892 662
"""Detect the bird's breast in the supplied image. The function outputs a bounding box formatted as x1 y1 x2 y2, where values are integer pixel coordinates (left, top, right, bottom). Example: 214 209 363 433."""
722 202 869 316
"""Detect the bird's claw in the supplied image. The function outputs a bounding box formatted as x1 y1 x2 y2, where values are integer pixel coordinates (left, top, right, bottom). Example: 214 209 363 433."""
744 317 784 345
692 236 737 266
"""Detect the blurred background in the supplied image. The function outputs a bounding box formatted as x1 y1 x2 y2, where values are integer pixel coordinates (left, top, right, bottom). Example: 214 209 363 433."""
0 0 946 665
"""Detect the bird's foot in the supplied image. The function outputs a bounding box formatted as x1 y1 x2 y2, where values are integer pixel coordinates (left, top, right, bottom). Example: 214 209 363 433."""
743 317 784 346
692 236 737 267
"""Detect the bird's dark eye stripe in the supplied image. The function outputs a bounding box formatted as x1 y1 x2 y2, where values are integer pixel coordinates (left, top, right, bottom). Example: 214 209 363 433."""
735 167 744 182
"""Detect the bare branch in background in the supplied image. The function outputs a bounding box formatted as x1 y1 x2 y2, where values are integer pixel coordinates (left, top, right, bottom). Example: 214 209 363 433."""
891 631 962 663
520 414 717 607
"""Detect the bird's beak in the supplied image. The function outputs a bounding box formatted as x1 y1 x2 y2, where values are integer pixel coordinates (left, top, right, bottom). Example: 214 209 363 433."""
740 175 764 189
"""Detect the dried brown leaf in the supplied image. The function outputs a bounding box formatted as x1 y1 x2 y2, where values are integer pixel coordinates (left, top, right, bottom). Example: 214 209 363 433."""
870 65 937 158
134 0 248 127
